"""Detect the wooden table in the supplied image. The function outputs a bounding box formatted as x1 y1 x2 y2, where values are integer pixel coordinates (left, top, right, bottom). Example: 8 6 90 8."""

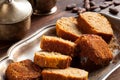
0 0 120 80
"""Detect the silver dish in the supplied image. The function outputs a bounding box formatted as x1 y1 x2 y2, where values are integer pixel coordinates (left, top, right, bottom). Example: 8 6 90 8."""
0 13 120 80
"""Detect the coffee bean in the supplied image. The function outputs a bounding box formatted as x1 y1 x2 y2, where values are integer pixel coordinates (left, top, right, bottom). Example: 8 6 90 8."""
72 7 82 13
100 4 109 9
66 5 73 10
84 0 90 10
77 8 86 14
104 1 113 6
66 4 77 11
114 1 120 6
109 7 119 15
105 0 113 1
90 1 96 6
93 7 101 12
72 7 79 13
77 7 83 11
90 6 99 11
99 1 113 9
71 4 77 8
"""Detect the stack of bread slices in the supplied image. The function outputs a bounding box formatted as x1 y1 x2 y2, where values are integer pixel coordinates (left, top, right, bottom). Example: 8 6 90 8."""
6 12 114 80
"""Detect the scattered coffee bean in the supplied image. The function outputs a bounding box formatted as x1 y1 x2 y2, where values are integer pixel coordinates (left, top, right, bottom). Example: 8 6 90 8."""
66 4 77 10
105 0 113 1
90 6 99 11
93 7 101 12
72 7 83 13
100 4 109 9
71 4 77 8
77 8 86 14
114 1 120 6
84 0 90 10
90 1 96 6
109 7 119 15
77 7 83 11
72 7 79 13
99 1 113 10
65 0 119 16
104 1 113 6
66 5 73 10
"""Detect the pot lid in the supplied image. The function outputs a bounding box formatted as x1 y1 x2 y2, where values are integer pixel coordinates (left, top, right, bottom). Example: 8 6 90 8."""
0 0 32 24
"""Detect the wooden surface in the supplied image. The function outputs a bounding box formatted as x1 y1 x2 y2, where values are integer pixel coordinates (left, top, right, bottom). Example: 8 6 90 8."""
0 0 120 80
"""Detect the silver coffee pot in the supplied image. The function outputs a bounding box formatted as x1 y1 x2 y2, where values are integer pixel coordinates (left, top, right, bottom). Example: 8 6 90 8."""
0 0 32 40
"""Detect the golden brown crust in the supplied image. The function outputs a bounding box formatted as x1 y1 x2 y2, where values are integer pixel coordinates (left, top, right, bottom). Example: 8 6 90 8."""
77 12 113 42
42 67 88 80
6 59 41 80
56 17 82 41
40 35 76 57
75 34 113 66
34 51 72 69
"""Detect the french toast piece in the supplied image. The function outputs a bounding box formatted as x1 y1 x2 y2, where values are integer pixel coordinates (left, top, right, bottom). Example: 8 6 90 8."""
77 12 113 42
6 59 41 80
56 17 82 41
34 51 72 69
40 35 76 57
42 67 88 80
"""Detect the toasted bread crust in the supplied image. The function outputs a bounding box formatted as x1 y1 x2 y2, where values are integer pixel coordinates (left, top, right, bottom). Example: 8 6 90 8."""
75 34 113 65
56 17 82 41
40 35 76 57
77 12 113 42
6 59 41 80
42 67 88 80
34 51 72 69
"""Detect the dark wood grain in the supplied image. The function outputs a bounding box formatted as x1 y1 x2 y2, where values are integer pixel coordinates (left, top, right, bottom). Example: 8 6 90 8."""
0 0 120 80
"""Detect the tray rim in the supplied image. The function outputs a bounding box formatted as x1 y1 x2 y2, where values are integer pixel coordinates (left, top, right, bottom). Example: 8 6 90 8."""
5 23 55 61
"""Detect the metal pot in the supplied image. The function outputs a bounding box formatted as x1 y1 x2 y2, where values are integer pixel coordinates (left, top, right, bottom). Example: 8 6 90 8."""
0 0 32 40
28 0 57 15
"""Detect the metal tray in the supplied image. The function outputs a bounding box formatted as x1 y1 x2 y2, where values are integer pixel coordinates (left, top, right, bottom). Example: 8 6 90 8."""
0 14 120 80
